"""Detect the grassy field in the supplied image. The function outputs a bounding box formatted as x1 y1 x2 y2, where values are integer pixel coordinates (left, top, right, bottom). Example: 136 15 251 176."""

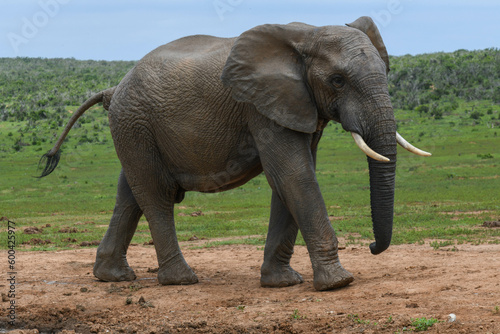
0 100 499 251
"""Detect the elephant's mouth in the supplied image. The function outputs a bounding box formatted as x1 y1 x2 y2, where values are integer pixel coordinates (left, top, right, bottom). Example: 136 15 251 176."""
324 100 342 124
351 131 431 161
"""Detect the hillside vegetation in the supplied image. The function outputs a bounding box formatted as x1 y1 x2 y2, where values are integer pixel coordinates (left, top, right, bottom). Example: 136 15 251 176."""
0 58 135 123
390 49 500 111
1 48 499 126
0 49 498 250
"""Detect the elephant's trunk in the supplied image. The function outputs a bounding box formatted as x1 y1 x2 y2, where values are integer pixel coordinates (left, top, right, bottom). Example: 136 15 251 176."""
365 107 397 255
368 154 396 254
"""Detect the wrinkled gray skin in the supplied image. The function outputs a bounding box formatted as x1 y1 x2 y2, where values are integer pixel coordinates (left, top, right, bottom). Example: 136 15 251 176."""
40 17 397 291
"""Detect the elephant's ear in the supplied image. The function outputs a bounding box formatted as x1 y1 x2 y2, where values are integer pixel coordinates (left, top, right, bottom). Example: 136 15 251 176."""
346 16 390 73
221 23 318 133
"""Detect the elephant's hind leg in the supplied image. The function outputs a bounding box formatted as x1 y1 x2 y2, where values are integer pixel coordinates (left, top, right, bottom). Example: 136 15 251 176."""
260 192 304 287
120 155 197 285
139 191 198 285
94 169 142 282
109 109 198 285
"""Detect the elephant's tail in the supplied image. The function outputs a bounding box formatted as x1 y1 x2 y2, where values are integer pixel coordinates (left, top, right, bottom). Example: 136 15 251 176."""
37 86 117 178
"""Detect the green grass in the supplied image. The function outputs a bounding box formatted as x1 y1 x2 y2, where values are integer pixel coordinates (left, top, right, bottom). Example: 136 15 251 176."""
410 317 440 331
0 100 499 251
291 309 306 320
348 314 377 326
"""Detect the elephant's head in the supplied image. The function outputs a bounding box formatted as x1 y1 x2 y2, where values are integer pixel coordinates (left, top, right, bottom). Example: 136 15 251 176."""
222 16 430 255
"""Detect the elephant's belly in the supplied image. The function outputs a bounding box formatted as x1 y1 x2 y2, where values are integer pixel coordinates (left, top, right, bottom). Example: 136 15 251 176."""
151 109 263 192
173 158 263 193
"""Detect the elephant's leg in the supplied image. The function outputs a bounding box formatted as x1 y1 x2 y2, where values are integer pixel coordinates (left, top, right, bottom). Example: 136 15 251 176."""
109 111 198 285
267 171 353 291
119 163 197 285
143 198 199 285
251 119 353 291
94 169 143 282
260 192 304 287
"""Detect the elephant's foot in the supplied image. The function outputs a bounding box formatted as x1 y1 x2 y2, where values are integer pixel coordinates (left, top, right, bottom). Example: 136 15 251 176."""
313 262 354 291
93 256 137 282
157 261 199 285
260 263 304 288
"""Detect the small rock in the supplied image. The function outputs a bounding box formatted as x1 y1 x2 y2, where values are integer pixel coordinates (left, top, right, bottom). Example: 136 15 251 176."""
190 211 204 217
79 240 100 247
23 238 52 245
482 221 500 228
80 287 88 293
89 324 102 333
63 238 78 243
24 226 42 234
448 313 456 322
59 227 79 233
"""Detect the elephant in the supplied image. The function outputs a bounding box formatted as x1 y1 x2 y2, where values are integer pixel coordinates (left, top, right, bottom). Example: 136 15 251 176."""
39 16 430 291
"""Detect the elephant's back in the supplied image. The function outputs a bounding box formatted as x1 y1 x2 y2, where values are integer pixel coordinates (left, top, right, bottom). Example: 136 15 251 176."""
139 34 236 86
109 33 245 135
114 35 236 113
145 35 236 61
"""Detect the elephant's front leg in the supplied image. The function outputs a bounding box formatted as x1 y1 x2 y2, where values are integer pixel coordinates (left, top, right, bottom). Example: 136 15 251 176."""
261 192 304 287
252 121 354 291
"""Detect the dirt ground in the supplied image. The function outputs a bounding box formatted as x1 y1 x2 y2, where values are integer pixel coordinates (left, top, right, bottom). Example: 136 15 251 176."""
1 239 499 333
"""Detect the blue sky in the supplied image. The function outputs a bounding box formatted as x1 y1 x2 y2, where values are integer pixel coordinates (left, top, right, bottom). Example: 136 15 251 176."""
1 0 499 60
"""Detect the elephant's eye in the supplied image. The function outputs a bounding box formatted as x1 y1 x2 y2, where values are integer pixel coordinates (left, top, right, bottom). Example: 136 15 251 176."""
330 75 345 89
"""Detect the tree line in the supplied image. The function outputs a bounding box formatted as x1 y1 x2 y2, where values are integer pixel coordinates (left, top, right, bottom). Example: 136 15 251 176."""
0 48 498 123
0 57 135 122
389 48 500 112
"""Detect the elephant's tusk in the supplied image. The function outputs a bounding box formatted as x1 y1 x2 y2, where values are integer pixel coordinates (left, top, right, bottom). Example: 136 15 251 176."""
396 132 432 157
351 132 390 162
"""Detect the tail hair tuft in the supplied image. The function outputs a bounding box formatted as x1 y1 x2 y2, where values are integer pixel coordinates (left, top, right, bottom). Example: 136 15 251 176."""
37 150 61 178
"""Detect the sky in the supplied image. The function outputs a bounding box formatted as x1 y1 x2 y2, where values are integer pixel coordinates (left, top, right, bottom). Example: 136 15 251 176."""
1 0 499 61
